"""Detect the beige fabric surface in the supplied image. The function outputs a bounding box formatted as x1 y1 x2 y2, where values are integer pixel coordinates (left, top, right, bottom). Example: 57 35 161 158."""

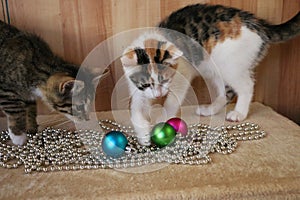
0 102 299 199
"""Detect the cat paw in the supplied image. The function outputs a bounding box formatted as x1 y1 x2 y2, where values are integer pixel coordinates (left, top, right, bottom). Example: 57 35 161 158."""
226 111 246 122
196 105 213 116
137 136 151 146
8 130 27 146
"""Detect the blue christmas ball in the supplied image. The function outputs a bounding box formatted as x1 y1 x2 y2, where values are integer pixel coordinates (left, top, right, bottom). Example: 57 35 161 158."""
102 131 128 158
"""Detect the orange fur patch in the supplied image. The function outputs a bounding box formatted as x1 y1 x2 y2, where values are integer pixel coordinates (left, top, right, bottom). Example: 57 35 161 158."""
144 39 172 63
144 38 179 71
170 63 178 70
144 39 158 62
166 45 178 56
203 16 242 54
124 48 135 59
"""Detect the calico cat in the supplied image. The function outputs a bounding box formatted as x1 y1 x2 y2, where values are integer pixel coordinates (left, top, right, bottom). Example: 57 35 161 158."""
0 20 95 145
121 4 300 146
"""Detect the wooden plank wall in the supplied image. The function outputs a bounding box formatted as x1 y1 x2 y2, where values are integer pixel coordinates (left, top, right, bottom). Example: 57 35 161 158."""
0 0 5 21
1 0 300 123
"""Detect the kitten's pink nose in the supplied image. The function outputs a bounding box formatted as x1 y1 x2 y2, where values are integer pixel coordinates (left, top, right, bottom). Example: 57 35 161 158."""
154 88 162 98
155 94 161 98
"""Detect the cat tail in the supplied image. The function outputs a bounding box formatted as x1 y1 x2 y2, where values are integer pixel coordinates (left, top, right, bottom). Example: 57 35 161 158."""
266 12 300 43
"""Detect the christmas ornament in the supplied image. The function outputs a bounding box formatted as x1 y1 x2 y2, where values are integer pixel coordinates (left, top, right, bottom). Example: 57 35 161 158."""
166 117 188 136
0 119 266 174
150 122 176 147
102 131 128 158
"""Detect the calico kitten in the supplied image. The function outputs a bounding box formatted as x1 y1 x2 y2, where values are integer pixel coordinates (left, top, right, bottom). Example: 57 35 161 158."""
121 34 194 145
0 21 94 145
121 4 300 146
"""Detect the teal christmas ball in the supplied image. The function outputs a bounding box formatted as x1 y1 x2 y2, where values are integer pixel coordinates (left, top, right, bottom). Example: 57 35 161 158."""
102 131 128 158
150 122 176 148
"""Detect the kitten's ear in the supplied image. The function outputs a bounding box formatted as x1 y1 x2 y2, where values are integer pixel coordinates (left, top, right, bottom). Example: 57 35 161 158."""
91 68 111 88
92 75 102 86
120 48 138 67
59 80 85 95
168 44 183 60
162 43 183 65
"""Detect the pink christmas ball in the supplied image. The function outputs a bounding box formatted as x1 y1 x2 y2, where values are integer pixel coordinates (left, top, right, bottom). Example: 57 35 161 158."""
166 117 188 136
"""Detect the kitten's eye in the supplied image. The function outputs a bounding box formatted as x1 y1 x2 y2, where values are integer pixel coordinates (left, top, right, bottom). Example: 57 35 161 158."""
137 83 151 90
130 77 137 84
160 79 169 84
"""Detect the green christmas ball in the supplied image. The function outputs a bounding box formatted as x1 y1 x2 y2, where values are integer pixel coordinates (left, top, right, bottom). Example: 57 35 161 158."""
150 122 176 148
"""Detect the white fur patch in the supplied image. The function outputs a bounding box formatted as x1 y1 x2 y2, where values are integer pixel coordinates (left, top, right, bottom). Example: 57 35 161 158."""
32 88 44 98
197 26 263 121
8 129 27 146
210 26 263 76
120 50 138 68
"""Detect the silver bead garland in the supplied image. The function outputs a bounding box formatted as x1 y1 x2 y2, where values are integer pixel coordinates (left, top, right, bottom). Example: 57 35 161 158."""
0 120 266 173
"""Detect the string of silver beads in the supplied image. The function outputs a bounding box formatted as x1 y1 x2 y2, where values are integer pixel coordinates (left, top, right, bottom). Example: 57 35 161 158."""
0 121 266 173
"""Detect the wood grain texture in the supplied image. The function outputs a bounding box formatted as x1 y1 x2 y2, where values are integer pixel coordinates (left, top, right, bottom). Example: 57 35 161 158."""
2 0 300 123
0 1 4 21
9 0 64 56
111 0 161 33
278 1 300 124
254 0 283 112
59 0 113 64
58 0 114 111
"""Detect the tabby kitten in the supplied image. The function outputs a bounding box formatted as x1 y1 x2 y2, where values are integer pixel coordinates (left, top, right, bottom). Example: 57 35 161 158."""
0 21 94 145
121 4 300 146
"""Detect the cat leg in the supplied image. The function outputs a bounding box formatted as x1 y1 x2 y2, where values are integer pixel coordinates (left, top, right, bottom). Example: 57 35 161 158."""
226 75 254 122
163 86 189 119
4 106 27 146
196 77 226 116
26 102 38 134
163 69 195 119
130 96 151 146
197 96 226 116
